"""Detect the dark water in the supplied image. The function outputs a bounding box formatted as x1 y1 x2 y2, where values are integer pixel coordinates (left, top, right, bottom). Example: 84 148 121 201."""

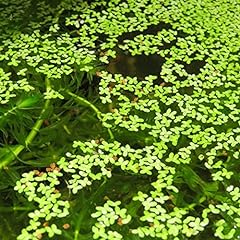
107 53 165 78
107 22 205 78
107 50 206 79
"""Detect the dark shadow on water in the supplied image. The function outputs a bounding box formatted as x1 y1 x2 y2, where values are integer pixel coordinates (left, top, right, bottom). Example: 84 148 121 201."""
108 22 208 79
107 53 165 79
184 60 206 74
107 53 206 83
175 59 206 75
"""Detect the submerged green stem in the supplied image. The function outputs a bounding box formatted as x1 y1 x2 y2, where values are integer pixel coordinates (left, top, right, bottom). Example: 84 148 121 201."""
0 78 52 169
25 99 51 147
65 90 114 140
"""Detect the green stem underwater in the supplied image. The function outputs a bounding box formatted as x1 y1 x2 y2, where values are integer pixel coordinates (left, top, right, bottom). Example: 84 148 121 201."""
0 78 52 170
65 90 114 140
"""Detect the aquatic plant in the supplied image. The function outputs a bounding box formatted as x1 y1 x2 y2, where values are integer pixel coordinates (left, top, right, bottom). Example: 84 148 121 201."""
0 0 240 239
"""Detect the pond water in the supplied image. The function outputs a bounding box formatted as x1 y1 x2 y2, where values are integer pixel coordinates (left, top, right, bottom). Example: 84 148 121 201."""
0 1 238 240
107 22 206 79
107 53 165 78
107 51 206 78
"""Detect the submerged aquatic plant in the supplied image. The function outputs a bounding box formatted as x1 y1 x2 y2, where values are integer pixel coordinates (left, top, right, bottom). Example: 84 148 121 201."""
0 0 240 239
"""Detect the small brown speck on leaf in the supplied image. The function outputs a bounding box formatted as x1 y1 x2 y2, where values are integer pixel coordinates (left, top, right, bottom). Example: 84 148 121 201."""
36 233 42 239
46 167 52 172
54 167 61 172
43 119 50 126
96 71 102 77
222 150 228 156
34 170 40 176
63 223 70 229
132 97 138 103
43 222 49 227
53 189 59 193
117 217 123 226
121 79 127 85
50 163 56 169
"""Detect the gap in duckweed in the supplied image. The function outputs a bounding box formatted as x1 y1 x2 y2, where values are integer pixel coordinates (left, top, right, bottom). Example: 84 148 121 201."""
107 53 165 78
184 60 206 74
109 22 206 79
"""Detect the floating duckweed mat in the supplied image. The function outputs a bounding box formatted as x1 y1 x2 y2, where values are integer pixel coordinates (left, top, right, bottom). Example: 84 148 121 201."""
0 0 240 239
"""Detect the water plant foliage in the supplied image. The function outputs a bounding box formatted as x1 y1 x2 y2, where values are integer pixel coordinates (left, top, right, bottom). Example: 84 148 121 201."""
0 0 240 239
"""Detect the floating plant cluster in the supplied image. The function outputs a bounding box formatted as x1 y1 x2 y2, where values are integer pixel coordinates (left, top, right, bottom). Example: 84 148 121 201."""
0 0 239 239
